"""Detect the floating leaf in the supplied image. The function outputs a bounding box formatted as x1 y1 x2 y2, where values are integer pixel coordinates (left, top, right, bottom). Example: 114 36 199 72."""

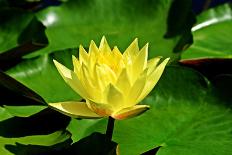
182 4 232 59
67 66 232 155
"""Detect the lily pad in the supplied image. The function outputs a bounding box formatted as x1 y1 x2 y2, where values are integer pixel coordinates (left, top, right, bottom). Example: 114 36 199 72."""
67 66 232 155
0 130 70 155
23 0 194 59
0 107 71 154
6 48 81 103
182 4 232 59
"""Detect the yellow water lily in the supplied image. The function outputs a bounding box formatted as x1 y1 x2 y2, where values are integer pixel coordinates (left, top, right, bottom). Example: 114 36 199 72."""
49 37 169 120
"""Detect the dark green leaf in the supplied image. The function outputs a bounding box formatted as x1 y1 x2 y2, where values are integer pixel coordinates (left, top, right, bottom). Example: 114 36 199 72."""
5 138 72 155
0 130 70 155
24 0 192 59
4 132 117 155
3 105 46 117
182 4 232 59
6 48 81 103
0 108 70 138
179 58 232 80
0 8 48 70
211 74 232 106
0 70 45 106
70 132 117 155
165 0 196 53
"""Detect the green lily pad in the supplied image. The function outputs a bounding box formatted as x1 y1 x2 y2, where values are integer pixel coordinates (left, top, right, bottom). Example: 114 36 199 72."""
0 70 45 106
23 0 193 59
67 66 232 155
6 48 81 103
182 4 232 59
3 105 46 117
0 9 47 55
0 107 71 154
0 130 70 155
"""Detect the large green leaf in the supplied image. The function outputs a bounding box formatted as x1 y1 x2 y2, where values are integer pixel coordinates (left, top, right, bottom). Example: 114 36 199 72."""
0 9 47 53
6 48 81 103
67 66 232 155
0 70 45 106
0 8 48 70
3 105 46 117
0 107 70 155
182 4 232 59
0 131 70 155
0 108 71 154
23 0 193 59
0 9 33 53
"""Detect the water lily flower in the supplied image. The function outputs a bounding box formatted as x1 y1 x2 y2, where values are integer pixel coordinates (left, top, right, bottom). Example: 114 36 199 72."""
49 37 169 120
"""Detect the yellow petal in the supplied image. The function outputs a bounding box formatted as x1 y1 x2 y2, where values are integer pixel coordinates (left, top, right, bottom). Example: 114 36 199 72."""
49 101 101 119
80 64 102 102
112 46 123 59
116 68 131 93
79 45 89 65
53 60 89 99
123 38 139 62
126 69 147 107
72 55 81 74
112 105 150 120
132 43 148 82
88 41 100 71
147 57 162 75
137 58 170 102
89 40 99 55
106 84 124 112
99 36 111 54
53 60 72 78
96 64 117 85
86 99 113 117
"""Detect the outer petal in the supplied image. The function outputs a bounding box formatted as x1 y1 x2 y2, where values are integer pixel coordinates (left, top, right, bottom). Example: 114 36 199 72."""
72 55 81 74
49 101 101 119
137 58 170 102
132 43 148 82
112 105 150 120
147 57 162 75
53 60 89 99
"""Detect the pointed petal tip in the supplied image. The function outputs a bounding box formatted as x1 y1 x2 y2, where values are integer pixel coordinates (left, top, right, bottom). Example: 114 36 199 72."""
145 42 149 47
132 38 138 45
53 59 58 64
72 55 77 60
163 57 170 65
79 44 84 49
142 43 149 49
101 36 107 42
53 59 62 69
90 40 97 46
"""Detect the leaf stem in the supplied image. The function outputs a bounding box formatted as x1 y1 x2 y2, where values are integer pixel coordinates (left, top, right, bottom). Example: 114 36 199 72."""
106 116 115 141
